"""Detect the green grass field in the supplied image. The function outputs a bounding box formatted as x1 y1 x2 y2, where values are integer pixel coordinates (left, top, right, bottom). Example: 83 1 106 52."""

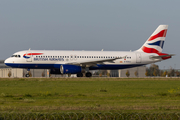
0 78 180 113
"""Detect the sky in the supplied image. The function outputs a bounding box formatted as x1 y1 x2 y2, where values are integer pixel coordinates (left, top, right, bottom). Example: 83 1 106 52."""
0 0 179 69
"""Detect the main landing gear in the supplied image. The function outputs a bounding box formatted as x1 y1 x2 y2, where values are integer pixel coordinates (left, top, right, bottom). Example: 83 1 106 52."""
77 73 83 77
76 72 92 77
85 72 92 77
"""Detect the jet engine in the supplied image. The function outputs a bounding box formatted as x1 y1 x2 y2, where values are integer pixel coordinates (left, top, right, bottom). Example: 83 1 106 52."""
60 64 82 74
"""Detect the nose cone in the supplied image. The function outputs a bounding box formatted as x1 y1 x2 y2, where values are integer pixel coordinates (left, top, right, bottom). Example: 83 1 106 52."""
4 58 12 66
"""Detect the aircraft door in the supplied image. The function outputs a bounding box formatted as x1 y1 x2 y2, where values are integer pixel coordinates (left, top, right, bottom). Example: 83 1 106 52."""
136 53 141 63
26 52 32 62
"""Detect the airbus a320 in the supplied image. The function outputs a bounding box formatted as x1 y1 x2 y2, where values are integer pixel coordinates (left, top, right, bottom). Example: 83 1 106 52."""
5 25 173 77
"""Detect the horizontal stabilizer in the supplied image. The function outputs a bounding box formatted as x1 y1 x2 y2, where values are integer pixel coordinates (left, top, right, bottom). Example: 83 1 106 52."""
150 54 175 59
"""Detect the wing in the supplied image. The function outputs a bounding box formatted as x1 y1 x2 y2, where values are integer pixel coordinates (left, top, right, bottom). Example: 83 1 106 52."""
65 56 125 67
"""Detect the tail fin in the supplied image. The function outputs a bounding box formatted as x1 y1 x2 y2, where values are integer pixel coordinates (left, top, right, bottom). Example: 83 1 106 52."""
137 25 168 53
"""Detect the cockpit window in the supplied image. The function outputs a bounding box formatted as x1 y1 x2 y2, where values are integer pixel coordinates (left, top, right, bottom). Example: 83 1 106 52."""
11 55 21 58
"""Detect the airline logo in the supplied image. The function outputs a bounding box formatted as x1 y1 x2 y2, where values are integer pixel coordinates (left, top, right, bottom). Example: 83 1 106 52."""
147 29 167 41
147 41 164 49
23 53 43 59
142 29 167 54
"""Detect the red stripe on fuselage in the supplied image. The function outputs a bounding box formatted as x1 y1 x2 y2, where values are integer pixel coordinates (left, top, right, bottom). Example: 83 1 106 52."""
23 53 43 56
148 29 167 41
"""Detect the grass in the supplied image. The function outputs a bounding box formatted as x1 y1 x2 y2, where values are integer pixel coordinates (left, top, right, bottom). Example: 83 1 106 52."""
0 77 180 113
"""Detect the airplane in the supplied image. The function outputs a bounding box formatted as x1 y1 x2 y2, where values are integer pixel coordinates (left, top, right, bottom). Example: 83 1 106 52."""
4 25 174 77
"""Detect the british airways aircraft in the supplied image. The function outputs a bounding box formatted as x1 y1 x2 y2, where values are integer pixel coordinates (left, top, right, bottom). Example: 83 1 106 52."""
5 25 173 77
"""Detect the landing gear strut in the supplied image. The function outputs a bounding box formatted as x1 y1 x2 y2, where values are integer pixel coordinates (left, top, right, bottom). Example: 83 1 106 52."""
85 72 92 77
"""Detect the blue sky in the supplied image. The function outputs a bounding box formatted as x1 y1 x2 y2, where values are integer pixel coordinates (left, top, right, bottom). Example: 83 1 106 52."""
0 1 179 69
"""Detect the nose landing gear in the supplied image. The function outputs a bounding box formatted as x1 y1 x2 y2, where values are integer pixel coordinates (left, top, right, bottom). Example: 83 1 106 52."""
25 69 31 77
25 74 30 77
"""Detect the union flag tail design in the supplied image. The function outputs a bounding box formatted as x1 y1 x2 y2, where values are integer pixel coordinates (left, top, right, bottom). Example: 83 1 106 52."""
137 25 168 53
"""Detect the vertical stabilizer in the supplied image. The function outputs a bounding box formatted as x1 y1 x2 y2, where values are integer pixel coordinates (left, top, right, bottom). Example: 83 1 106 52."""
137 25 168 53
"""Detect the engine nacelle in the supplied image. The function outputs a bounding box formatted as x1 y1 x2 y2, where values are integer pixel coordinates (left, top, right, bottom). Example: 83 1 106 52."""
60 64 82 74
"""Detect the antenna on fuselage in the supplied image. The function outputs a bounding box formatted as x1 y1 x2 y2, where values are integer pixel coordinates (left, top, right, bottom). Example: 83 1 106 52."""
101 49 104 51
29 48 31 50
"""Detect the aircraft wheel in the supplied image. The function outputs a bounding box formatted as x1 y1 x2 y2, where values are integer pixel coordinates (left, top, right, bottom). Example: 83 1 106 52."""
77 73 83 77
85 72 92 77
25 74 30 77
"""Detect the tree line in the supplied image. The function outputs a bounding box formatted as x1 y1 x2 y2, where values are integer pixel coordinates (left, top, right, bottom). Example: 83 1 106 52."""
145 64 180 77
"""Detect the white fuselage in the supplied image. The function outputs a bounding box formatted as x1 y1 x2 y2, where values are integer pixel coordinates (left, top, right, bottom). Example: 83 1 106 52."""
4 25 173 77
5 50 159 70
